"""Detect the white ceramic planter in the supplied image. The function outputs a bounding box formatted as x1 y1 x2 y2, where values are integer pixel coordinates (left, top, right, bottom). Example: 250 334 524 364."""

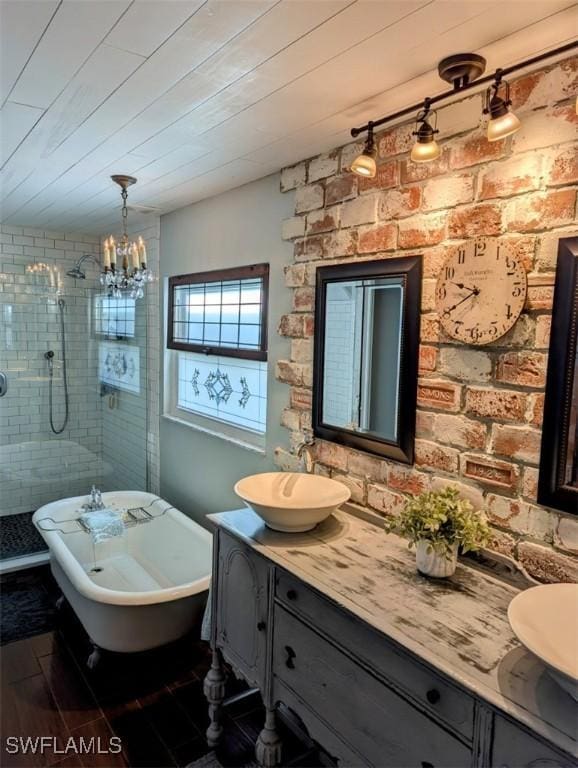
416 540 458 578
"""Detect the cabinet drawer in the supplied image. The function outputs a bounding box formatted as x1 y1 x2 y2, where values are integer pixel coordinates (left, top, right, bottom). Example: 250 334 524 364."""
273 604 472 768
276 569 474 741
491 715 576 768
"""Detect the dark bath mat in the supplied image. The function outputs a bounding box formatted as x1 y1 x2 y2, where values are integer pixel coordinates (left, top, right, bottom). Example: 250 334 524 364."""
0 511 47 560
0 565 58 645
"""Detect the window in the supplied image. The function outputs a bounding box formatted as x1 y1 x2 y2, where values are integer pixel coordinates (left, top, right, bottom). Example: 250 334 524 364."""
165 265 269 447
167 264 268 360
94 294 136 339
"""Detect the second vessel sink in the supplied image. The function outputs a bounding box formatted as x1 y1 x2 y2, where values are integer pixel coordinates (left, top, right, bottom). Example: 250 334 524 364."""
234 472 351 532
508 583 578 700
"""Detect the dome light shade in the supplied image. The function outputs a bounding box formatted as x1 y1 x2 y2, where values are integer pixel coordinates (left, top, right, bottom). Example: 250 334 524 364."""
487 109 521 141
350 123 377 178
411 137 441 163
351 151 377 177
484 74 521 142
410 102 440 164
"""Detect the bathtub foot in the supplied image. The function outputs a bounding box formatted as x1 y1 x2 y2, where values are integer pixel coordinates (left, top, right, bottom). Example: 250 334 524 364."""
86 643 101 670
204 649 226 748
255 706 282 767
55 594 66 611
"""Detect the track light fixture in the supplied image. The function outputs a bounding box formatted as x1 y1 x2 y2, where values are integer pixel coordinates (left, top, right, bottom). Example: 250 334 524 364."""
483 70 521 142
410 100 440 163
351 122 377 178
349 41 577 174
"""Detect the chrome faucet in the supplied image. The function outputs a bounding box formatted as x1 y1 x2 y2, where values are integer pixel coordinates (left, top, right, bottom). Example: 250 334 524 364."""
296 437 315 473
82 485 105 512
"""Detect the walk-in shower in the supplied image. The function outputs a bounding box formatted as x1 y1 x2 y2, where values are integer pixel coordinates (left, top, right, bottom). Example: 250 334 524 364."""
0 231 149 571
44 298 69 434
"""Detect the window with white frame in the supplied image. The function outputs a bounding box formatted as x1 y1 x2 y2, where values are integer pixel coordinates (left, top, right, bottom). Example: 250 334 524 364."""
165 264 269 444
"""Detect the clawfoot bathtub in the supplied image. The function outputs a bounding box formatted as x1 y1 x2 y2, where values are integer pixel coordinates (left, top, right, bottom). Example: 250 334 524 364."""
33 491 212 665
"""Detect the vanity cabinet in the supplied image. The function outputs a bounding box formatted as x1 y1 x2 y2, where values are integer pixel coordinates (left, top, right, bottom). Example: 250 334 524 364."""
205 511 578 768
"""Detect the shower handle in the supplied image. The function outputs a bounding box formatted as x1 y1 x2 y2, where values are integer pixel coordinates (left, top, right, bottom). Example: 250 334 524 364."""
0 371 6 397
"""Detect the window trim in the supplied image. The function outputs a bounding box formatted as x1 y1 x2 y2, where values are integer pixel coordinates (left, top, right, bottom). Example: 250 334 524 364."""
167 263 269 361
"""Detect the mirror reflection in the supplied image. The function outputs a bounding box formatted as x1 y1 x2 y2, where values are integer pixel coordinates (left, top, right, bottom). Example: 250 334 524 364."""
322 277 403 442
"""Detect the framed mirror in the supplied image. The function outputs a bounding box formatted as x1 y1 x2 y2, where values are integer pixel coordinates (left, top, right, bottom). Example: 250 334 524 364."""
313 256 422 464
538 236 578 515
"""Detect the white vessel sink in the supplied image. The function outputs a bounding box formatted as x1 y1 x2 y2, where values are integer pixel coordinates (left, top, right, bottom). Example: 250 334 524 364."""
508 583 578 700
234 472 350 532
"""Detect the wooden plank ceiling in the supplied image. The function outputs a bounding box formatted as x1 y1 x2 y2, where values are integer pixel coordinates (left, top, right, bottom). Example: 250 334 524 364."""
0 0 576 234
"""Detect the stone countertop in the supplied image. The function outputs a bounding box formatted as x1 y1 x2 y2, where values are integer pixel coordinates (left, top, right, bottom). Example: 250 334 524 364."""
209 507 578 758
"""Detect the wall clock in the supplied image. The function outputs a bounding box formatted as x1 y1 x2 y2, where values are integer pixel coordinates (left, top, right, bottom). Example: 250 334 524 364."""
435 238 527 345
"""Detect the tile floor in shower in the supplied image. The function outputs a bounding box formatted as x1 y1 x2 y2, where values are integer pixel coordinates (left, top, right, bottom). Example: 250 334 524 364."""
0 512 47 561
0 567 325 768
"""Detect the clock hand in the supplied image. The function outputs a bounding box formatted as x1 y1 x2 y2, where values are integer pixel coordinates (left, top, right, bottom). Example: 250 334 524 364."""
443 290 477 316
451 281 480 294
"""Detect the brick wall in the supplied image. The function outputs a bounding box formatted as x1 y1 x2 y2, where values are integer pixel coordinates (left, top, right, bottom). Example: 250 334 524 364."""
274 56 578 583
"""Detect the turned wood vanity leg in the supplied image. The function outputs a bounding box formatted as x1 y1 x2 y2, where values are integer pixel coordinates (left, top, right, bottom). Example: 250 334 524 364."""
255 706 282 767
203 649 226 748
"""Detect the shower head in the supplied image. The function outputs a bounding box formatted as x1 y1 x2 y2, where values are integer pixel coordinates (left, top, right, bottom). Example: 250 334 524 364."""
66 253 100 280
66 265 86 279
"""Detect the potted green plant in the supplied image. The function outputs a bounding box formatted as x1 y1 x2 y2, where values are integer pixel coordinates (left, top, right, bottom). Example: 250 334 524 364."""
384 487 490 578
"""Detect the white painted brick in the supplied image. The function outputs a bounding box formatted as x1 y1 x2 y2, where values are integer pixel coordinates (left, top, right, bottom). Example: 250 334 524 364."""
340 195 377 228
422 175 474 211
308 152 339 182
294 184 324 214
281 216 306 241
281 162 307 192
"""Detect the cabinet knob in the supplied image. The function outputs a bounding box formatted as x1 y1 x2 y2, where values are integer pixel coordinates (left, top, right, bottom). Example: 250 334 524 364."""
285 645 296 669
257 621 266 632
426 689 440 705
286 589 297 601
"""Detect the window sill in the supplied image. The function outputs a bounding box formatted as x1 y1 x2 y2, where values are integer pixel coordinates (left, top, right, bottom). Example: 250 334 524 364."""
162 413 266 455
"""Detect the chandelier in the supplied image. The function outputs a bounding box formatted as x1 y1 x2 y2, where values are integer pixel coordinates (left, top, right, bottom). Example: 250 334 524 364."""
101 175 153 299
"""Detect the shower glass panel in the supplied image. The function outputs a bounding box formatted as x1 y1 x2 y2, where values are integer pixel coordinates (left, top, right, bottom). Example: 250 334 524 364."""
0 254 148 566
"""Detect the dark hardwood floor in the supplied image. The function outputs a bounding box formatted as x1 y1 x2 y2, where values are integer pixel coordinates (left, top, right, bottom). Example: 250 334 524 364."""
0 569 325 768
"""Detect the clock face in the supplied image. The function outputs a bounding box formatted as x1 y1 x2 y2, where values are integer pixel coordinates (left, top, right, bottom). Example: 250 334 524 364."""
436 239 527 345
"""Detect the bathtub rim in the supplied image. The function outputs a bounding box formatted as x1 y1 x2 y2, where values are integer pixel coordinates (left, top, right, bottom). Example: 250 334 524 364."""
33 491 212 607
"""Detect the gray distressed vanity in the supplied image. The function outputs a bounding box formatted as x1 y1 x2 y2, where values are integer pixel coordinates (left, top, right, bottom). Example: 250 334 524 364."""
203 507 578 767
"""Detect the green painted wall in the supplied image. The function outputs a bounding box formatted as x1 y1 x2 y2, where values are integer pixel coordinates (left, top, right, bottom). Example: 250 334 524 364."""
159 173 293 527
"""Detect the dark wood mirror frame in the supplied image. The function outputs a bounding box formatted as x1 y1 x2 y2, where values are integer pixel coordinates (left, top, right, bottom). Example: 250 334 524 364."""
312 255 422 464
538 236 578 515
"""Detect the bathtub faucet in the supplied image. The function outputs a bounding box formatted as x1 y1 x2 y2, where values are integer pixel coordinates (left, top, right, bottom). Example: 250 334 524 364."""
82 485 105 512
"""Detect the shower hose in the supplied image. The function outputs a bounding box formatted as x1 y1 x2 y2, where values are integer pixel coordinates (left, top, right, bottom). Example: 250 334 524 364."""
46 298 69 434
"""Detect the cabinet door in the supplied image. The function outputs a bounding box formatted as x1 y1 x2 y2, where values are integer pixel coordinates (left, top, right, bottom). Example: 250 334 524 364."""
492 716 576 768
216 531 269 689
